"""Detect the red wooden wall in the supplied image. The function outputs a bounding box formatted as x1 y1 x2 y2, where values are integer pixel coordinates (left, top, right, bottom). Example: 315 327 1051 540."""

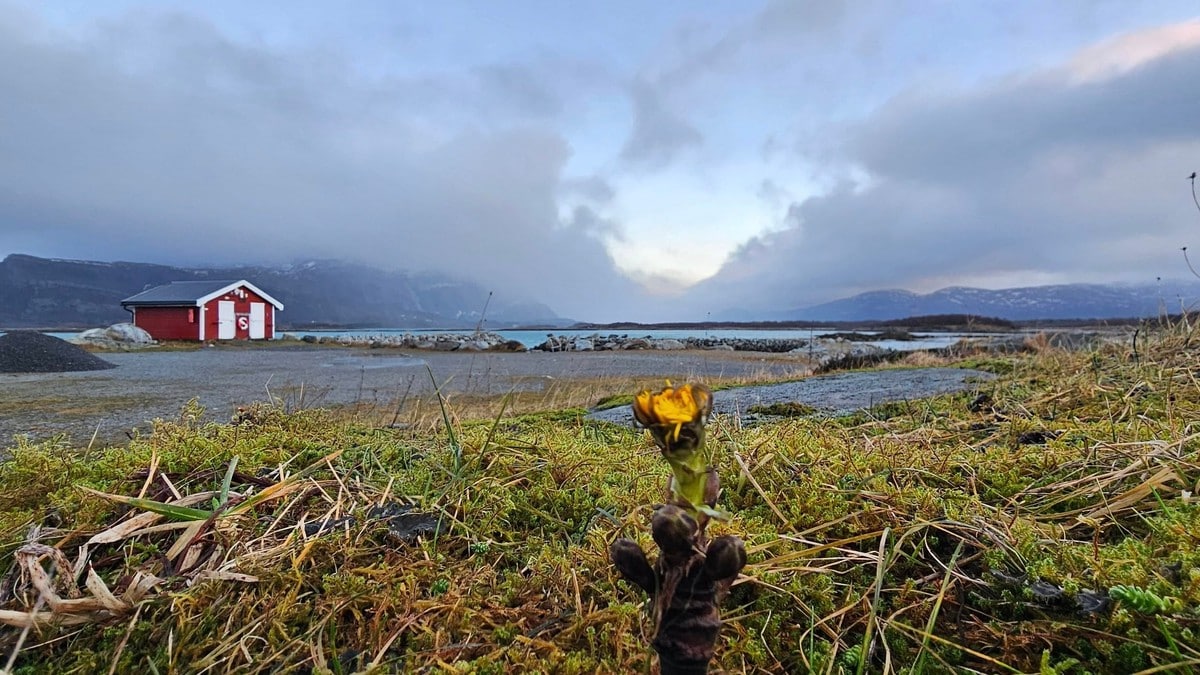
132 306 201 341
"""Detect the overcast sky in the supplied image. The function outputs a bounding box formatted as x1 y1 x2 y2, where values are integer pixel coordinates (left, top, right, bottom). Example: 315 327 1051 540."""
2 2 1198 321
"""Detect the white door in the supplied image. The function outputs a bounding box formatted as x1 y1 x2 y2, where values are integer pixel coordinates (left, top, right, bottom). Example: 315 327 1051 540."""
249 302 266 339
217 301 236 339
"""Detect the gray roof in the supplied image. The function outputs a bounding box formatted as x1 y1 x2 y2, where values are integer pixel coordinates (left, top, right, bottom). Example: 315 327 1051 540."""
121 280 241 306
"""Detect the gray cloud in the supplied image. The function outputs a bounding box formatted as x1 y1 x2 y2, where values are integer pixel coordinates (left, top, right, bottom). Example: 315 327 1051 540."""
618 79 703 169
0 7 645 320
689 39 1200 315
559 175 616 205
614 1 853 170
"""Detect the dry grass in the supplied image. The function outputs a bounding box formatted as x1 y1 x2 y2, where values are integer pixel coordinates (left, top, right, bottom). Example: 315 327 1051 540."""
339 368 812 436
0 323 1199 673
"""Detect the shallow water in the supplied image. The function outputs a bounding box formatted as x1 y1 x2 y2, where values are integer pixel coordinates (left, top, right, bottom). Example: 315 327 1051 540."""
588 367 994 425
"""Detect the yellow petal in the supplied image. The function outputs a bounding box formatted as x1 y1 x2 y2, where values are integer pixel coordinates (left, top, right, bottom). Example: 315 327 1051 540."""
633 383 709 427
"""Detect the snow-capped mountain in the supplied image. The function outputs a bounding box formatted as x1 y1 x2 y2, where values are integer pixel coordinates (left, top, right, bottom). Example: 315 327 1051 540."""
0 254 567 329
789 282 1200 321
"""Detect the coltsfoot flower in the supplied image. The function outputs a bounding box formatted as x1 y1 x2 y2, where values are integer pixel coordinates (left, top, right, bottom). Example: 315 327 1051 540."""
613 382 745 675
632 382 712 449
633 383 716 514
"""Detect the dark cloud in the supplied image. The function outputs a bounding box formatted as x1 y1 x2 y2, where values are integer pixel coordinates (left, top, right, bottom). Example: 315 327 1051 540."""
618 79 702 169
615 0 853 171
562 204 622 241
851 48 1199 183
756 179 790 209
0 6 645 320
654 0 853 87
689 38 1200 315
559 175 615 204
472 63 564 118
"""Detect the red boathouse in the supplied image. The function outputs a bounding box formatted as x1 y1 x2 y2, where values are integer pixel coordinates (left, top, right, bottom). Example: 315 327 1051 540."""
121 280 284 341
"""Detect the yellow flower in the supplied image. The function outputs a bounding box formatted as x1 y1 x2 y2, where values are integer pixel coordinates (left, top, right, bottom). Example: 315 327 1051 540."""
632 382 717 514
633 382 712 442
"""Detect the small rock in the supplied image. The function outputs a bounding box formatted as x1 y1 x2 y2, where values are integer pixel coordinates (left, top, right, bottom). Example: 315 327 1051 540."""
367 503 444 542
1074 589 1110 615
1028 580 1064 603
303 516 356 537
1017 430 1060 445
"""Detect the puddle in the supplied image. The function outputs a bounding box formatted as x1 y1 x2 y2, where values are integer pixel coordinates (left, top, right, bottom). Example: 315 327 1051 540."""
587 367 994 425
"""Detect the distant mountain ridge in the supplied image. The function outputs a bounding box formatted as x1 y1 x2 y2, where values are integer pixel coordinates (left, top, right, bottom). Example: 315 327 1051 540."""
0 254 566 329
789 282 1200 321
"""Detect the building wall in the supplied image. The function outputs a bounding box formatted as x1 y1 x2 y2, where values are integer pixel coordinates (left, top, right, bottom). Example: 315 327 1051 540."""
132 306 200 341
202 286 276 341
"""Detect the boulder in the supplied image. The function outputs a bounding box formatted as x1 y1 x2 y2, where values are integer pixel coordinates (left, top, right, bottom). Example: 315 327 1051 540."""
73 323 156 350
489 340 527 352
105 323 155 344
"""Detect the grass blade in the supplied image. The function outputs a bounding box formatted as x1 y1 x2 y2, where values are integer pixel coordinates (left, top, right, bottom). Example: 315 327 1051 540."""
218 455 239 506
426 365 462 474
78 487 212 522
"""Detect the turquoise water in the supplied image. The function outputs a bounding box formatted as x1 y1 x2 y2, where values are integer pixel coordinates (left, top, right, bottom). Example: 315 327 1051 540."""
279 328 988 351
35 328 994 350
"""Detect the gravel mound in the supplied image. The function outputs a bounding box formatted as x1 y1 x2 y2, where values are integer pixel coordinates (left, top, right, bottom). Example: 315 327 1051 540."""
0 331 116 373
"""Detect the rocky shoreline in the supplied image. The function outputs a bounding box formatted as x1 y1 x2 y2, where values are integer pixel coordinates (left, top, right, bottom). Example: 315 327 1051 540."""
63 323 1130 367
277 327 1135 373
286 330 893 366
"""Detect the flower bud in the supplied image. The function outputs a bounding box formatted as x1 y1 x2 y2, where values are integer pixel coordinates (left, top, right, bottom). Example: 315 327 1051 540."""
652 504 698 555
610 538 655 594
704 535 746 581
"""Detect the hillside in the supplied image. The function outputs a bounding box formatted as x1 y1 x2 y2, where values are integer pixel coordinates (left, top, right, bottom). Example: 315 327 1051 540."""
789 282 1200 321
0 254 566 329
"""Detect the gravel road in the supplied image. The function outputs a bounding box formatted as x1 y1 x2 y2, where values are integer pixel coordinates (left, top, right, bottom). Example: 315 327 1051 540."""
0 346 814 444
0 346 991 445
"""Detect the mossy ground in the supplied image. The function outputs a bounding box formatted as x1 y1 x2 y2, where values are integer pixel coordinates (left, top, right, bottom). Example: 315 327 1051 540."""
1 325 1199 673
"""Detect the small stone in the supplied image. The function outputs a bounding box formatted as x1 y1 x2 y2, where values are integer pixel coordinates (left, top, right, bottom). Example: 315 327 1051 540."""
1028 580 1064 603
